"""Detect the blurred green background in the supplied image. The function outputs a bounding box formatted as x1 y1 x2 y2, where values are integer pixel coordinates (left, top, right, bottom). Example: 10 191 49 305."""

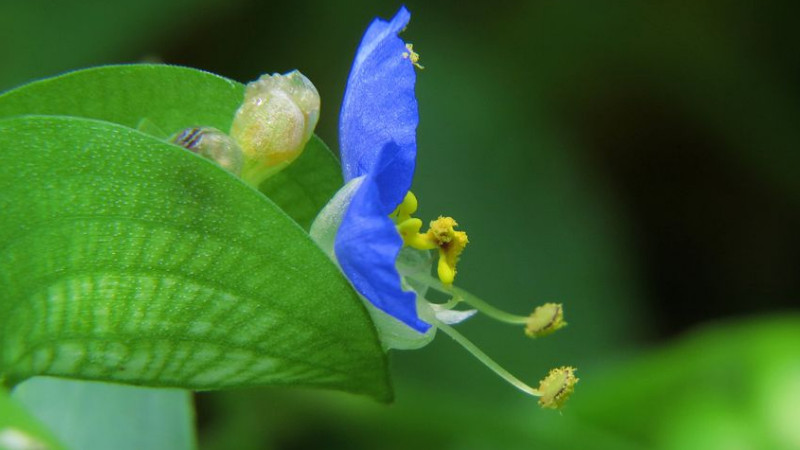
2 1 798 449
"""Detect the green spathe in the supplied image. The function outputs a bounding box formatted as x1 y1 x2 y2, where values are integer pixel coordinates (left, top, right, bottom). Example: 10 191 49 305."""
0 64 343 230
0 115 390 401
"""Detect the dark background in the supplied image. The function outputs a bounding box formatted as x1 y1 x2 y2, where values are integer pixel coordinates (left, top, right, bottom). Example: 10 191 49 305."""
3 1 798 449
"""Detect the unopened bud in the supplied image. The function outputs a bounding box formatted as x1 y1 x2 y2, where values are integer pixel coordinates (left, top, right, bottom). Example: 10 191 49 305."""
230 70 320 186
525 303 566 338
171 126 243 175
538 366 578 409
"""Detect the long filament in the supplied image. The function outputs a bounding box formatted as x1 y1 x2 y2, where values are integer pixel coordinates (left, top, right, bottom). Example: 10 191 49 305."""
432 318 542 397
402 269 529 325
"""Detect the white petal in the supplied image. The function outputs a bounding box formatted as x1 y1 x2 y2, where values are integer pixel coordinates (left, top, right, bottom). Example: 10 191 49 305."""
431 304 478 325
309 176 364 259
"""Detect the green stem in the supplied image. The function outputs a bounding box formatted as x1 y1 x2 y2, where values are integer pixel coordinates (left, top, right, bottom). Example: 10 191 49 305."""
454 289 529 325
432 318 541 397
435 296 462 310
401 268 529 325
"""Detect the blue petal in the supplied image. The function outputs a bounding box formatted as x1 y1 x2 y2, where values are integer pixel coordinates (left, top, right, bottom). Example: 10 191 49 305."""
335 141 431 333
339 6 418 208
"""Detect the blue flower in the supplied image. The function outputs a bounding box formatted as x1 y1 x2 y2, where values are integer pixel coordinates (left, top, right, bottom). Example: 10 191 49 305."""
333 6 431 333
309 8 576 404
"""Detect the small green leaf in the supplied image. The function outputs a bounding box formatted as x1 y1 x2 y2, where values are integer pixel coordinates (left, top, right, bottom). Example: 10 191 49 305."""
0 115 391 401
13 378 195 450
0 64 345 227
0 385 66 450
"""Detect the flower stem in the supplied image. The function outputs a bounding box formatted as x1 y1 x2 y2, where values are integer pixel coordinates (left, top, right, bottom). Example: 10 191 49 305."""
432 318 542 397
435 295 462 310
401 269 529 325
453 288 529 325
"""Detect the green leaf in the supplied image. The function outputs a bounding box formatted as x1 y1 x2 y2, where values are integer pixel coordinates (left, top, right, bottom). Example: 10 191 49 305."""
0 115 390 401
0 385 67 450
13 378 195 450
0 64 345 227
0 64 243 134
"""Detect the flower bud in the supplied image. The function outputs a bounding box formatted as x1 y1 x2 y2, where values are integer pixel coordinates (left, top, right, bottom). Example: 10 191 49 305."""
538 366 578 409
171 126 243 175
230 70 320 186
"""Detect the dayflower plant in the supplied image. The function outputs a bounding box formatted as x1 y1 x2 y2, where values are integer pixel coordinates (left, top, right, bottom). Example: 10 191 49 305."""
0 6 585 447
118 6 577 409
0 6 576 412
309 6 578 409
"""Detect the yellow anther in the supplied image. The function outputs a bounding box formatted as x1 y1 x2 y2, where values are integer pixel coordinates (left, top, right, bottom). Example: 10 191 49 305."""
397 218 436 250
427 217 468 285
537 366 579 410
393 191 419 223
402 43 424 69
525 303 567 338
397 217 422 235
391 193 468 285
428 216 458 243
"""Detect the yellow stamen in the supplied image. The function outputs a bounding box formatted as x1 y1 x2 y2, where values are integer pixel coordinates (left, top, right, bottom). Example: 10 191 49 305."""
392 191 419 223
525 303 567 338
537 366 579 410
434 318 578 408
393 192 468 284
402 43 425 69
427 217 468 285
397 218 436 250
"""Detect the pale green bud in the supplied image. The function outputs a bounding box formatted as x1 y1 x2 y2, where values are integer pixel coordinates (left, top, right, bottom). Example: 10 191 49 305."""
171 126 244 175
230 70 320 186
